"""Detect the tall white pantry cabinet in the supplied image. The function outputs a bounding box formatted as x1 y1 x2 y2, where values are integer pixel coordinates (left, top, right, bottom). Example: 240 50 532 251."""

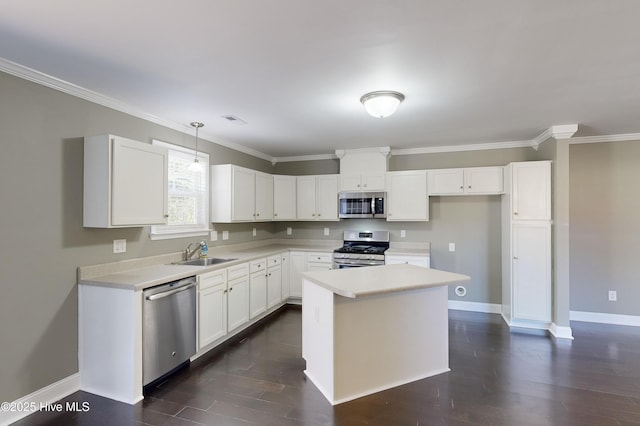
501 161 552 329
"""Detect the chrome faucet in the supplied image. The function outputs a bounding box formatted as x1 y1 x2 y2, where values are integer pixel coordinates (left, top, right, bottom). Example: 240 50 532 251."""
184 241 206 261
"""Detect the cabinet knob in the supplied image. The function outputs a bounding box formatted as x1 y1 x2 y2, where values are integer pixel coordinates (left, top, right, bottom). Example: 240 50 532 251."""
164 214 169 218
256 213 260 217
229 287 233 292
357 184 361 188
514 211 518 216
513 256 518 260
274 213 277 217
468 185 471 189
224 289 228 294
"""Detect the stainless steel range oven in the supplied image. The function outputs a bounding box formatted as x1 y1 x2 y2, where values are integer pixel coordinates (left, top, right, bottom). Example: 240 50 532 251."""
333 230 390 268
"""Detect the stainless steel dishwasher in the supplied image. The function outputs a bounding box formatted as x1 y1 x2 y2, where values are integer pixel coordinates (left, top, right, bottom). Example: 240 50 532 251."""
143 276 197 386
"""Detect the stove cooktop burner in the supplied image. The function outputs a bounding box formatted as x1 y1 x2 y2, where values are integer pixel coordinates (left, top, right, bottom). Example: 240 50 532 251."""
334 244 388 255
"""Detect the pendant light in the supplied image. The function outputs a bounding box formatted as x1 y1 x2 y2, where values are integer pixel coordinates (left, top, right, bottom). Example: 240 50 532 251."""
360 91 405 118
187 121 204 172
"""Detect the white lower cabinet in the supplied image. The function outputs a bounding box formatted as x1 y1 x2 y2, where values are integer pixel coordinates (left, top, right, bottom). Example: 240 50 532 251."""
197 264 250 350
511 222 551 322
197 269 228 350
227 267 249 332
288 251 333 299
289 251 306 298
281 252 290 300
385 254 430 268
266 255 282 309
249 259 267 319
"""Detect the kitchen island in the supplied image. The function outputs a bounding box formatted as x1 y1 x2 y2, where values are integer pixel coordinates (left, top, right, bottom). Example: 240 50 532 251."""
301 264 470 405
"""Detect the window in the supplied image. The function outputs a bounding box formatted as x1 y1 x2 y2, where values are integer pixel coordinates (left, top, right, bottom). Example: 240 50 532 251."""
150 140 209 240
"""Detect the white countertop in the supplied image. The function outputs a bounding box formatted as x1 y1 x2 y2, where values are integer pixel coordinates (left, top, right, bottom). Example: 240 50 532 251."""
302 264 469 298
78 242 341 291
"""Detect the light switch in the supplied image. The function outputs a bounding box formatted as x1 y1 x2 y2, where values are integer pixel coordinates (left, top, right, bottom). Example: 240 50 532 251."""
449 242 456 252
210 230 218 241
252 228 257 237
222 231 229 240
400 230 406 238
113 239 126 253
324 227 330 236
287 227 292 236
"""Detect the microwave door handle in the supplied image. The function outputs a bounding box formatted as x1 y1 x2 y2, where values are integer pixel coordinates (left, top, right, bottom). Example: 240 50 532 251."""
371 197 375 217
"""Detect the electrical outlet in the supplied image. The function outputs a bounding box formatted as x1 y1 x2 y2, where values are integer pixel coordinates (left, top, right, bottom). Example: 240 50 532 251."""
608 290 617 301
210 230 218 241
113 239 126 254
222 231 229 240
324 227 330 236
449 242 456 252
400 230 406 238
287 227 292 236
252 228 257 237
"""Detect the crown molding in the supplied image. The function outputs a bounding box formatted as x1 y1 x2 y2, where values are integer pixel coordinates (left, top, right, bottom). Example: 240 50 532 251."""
272 153 338 163
0 57 273 163
569 133 640 144
335 146 391 159
390 140 534 156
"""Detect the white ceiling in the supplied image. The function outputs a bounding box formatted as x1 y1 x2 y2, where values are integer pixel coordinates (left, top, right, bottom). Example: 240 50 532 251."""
2 0 640 159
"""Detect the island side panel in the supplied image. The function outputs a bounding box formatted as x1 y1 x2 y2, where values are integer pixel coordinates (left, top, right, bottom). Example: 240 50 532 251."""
333 285 449 404
302 278 335 402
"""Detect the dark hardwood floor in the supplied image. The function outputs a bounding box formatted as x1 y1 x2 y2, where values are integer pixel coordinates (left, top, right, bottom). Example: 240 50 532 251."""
14 307 640 425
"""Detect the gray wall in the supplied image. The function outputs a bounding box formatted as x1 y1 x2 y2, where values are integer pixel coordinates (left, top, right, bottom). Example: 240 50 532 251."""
569 140 640 315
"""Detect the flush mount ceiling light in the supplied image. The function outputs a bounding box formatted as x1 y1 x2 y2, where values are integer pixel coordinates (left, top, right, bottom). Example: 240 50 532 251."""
360 91 405 118
187 121 204 172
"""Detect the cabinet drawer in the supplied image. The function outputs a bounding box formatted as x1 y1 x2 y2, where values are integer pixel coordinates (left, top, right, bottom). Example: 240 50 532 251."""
306 252 332 263
267 254 282 267
227 263 249 280
250 258 267 273
199 269 227 290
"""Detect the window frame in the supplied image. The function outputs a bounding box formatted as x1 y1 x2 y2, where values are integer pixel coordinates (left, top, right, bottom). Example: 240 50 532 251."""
149 139 210 240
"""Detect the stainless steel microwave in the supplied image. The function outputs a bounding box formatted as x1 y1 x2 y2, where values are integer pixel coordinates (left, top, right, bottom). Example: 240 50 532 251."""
338 192 386 219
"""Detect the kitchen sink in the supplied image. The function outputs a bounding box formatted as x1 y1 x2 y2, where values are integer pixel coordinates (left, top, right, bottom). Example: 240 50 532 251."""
175 258 237 266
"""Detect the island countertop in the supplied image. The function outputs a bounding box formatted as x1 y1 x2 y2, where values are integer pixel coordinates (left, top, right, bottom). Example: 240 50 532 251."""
302 264 470 298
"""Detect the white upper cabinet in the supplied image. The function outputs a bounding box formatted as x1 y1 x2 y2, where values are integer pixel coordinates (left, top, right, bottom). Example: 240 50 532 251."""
386 170 429 221
254 171 274 221
510 161 551 220
211 165 274 222
296 175 339 221
273 175 297 220
428 166 503 196
339 173 386 191
83 134 168 228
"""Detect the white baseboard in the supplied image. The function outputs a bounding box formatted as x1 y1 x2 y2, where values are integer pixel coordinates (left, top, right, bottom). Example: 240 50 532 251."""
0 373 80 426
571 310 640 327
549 323 574 340
448 300 502 314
